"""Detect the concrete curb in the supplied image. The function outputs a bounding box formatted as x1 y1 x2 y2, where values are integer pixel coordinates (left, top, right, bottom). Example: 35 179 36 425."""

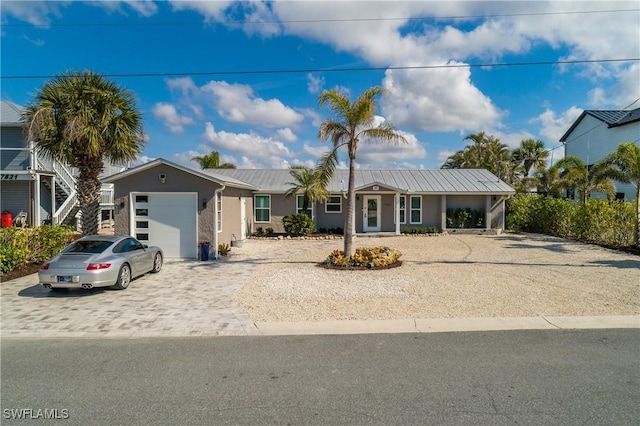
255 316 640 335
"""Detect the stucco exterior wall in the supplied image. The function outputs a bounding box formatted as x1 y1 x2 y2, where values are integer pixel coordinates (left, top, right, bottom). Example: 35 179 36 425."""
111 164 220 244
446 195 485 210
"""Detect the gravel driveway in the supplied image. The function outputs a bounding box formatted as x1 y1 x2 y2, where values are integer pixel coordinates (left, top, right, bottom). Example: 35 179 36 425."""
233 233 640 322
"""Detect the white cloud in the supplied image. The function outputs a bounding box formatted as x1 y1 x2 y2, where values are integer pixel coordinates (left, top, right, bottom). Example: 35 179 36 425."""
437 150 456 163
129 154 155 168
23 35 45 47
169 0 231 22
90 0 158 17
0 1 67 26
152 102 195 134
382 67 504 133
357 130 427 168
201 81 305 128
202 122 295 168
307 73 325 94
301 108 323 127
276 128 297 143
531 106 584 143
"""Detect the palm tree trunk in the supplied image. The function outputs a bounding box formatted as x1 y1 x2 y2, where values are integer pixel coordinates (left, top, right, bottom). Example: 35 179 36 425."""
344 155 357 257
78 161 103 235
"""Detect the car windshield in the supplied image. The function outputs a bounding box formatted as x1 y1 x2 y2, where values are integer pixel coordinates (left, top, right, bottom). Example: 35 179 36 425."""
63 240 114 254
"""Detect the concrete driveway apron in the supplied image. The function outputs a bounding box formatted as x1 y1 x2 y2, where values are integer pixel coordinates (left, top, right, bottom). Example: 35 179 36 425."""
1 254 265 338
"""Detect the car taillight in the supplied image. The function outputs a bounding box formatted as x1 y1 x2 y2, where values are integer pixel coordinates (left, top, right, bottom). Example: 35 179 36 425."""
86 263 112 270
40 263 50 271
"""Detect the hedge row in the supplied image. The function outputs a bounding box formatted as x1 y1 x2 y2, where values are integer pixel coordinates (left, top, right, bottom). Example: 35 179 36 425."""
0 226 76 274
506 195 635 248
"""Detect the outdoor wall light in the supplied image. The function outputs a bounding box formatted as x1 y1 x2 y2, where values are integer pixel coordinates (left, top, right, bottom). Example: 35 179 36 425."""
119 200 125 208
202 198 207 209
159 173 166 183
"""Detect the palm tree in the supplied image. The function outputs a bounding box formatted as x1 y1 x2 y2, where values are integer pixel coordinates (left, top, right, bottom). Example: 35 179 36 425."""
192 151 236 169
597 142 640 246
441 132 511 178
284 166 328 216
316 86 407 257
555 155 616 203
25 70 144 235
532 164 563 198
512 138 549 177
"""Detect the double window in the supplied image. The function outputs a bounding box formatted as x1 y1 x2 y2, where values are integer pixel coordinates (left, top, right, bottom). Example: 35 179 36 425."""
325 195 342 213
254 195 271 222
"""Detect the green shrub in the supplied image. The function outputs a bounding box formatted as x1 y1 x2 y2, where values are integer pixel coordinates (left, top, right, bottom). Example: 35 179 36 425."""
255 227 264 236
0 225 75 274
506 195 634 248
218 243 231 256
265 227 274 235
282 214 315 237
325 246 402 268
402 226 440 234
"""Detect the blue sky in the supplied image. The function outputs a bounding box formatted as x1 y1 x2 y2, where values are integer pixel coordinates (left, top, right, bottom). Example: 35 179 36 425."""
2 1 639 170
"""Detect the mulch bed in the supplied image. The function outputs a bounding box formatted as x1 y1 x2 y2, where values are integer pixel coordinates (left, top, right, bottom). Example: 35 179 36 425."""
1 263 41 282
317 261 403 271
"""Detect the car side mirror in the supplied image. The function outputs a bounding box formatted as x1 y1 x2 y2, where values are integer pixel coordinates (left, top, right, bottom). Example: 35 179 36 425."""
143 244 148 249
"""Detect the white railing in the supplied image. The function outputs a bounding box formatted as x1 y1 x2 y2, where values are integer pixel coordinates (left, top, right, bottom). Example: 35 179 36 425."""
100 186 114 206
52 189 78 225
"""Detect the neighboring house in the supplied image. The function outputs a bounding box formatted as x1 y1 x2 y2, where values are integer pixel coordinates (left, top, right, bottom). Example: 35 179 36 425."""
560 107 640 200
103 158 515 259
0 100 120 228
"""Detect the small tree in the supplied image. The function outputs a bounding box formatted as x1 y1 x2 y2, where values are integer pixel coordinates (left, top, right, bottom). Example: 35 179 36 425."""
284 166 327 216
192 151 236 169
597 142 640 246
555 155 616 203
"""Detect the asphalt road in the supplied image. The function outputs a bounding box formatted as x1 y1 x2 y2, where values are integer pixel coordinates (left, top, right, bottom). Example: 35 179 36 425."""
2 329 638 425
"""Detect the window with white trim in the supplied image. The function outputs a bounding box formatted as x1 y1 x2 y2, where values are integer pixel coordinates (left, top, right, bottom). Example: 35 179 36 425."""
254 195 271 222
216 192 222 232
296 195 313 218
410 196 422 224
325 195 342 213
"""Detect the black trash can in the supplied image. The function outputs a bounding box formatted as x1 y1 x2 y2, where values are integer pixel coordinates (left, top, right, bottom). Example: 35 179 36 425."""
200 242 210 261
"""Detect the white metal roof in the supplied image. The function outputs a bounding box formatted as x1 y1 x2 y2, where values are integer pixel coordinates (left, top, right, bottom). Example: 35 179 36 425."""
209 168 515 194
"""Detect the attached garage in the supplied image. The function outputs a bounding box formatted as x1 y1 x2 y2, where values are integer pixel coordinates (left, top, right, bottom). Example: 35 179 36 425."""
131 192 198 258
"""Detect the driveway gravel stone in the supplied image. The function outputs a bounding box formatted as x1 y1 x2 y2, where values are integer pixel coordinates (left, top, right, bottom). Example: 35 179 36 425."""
2 233 638 338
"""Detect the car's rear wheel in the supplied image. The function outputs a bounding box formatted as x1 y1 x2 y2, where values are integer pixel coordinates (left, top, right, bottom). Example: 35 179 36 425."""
112 264 131 290
151 252 163 273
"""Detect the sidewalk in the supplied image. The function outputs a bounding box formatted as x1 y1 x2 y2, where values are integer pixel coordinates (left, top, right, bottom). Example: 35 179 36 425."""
256 315 640 335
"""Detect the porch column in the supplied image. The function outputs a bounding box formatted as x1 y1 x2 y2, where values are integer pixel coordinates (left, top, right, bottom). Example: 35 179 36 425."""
51 176 57 225
485 195 492 230
395 193 401 235
441 195 447 231
34 174 41 226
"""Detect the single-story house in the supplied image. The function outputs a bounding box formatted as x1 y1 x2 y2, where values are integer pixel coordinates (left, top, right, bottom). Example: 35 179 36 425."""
103 158 515 258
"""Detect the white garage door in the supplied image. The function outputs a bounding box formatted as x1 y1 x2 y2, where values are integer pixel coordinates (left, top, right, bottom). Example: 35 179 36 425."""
132 193 197 258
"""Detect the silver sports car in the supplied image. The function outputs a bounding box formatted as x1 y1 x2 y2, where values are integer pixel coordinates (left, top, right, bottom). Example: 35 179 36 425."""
39 235 163 291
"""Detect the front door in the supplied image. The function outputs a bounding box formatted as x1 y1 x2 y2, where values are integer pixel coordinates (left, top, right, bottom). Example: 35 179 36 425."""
363 195 381 232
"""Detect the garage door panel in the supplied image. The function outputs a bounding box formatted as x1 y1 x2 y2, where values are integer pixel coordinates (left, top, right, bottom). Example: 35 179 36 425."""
135 193 197 259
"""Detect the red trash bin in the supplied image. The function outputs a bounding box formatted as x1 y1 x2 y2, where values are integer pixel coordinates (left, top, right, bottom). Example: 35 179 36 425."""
1 211 13 228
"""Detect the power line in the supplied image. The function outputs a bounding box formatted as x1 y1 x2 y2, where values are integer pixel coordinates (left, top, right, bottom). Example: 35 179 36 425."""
2 58 638 80
4 8 638 28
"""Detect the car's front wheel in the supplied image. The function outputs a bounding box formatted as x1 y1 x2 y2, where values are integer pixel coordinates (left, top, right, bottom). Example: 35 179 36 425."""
151 252 162 273
112 264 131 290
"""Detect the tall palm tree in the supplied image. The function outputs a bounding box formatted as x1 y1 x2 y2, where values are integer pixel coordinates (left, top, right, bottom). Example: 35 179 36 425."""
512 138 549 177
25 70 144 235
284 166 328 216
316 86 407 257
597 142 640 246
555 155 616 203
192 151 236 169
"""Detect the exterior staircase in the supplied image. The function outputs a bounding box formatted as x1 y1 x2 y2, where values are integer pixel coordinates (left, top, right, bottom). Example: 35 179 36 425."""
36 154 78 226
